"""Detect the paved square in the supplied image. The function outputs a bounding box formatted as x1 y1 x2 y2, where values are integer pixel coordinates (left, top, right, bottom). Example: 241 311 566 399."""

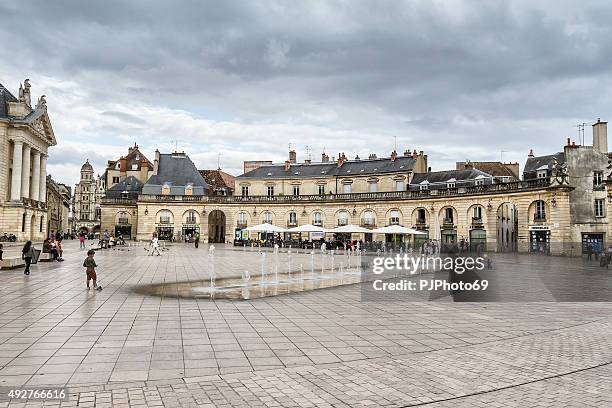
0 240 611 407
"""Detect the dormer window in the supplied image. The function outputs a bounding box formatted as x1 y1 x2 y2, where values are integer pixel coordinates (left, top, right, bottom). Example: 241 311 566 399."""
447 178 456 189
162 183 170 195
419 181 429 190
185 184 193 196
537 170 547 179
131 164 138 170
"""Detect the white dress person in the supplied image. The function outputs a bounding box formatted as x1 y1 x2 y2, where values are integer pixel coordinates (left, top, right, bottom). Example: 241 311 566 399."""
150 235 161 256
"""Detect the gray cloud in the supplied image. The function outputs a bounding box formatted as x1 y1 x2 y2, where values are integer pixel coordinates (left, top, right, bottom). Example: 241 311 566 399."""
2 0 612 186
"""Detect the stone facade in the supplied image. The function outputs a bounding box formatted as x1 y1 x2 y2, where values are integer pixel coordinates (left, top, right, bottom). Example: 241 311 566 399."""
0 80 56 241
104 143 153 190
45 175 71 234
73 160 105 234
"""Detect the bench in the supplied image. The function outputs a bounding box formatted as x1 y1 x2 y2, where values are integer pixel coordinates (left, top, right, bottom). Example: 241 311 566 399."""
0 257 25 269
39 252 53 262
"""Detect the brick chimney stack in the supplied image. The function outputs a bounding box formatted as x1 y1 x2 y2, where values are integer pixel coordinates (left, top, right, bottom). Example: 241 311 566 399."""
528 149 534 158
368 153 377 160
337 153 345 168
289 150 297 163
390 150 398 161
403 149 410 156
284 160 291 171
321 152 329 162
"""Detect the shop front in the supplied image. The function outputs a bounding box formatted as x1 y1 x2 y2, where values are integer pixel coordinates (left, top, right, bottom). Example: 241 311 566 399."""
469 228 486 252
529 225 550 254
114 225 132 240
441 228 457 244
582 233 604 255
182 224 200 242
155 225 174 240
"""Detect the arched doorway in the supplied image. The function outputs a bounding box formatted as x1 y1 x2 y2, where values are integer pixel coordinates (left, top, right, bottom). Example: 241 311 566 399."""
497 202 518 252
208 210 226 243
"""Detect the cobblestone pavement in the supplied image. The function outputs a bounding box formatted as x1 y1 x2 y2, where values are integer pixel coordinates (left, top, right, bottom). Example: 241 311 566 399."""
0 241 611 407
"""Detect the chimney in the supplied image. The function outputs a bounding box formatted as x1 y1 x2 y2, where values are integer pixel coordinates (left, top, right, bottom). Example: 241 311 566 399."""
390 150 398 161
414 151 428 173
153 149 160 175
528 149 534 158
337 154 345 168
119 157 127 173
321 152 329 162
289 150 297 163
284 160 290 171
403 149 410 157
354 155 360 160
368 153 377 160
304 159 312 165
593 118 608 154
464 161 474 170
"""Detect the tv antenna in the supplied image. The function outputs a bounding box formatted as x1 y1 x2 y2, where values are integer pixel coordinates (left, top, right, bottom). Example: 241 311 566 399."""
500 150 507 162
576 123 586 145
217 153 222 170
393 136 397 152
305 145 311 161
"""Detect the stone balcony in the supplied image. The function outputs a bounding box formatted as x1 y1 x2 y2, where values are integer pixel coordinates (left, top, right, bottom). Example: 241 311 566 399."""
105 178 554 206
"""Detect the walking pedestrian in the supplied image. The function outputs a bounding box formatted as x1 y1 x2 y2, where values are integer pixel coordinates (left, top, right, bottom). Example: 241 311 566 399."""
150 233 161 256
194 231 200 248
79 232 86 249
22 241 36 275
83 249 102 290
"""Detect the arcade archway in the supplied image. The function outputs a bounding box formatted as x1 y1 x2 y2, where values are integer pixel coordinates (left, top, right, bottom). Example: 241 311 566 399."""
208 210 226 243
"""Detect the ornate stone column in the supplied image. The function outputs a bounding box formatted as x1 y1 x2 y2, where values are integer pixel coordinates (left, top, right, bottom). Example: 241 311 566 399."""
39 154 47 203
31 150 41 201
21 144 31 199
10 140 23 201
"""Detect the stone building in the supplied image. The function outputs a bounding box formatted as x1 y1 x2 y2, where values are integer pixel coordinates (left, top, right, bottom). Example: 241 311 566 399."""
523 119 611 253
103 143 153 190
46 175 71 235
99 120 612 256
73 160 105 234
0 79 56 241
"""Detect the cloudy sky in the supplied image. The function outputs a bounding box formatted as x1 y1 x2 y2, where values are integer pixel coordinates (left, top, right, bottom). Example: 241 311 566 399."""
2 0 612 187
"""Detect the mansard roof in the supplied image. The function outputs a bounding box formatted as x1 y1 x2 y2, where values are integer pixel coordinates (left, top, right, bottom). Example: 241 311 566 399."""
239 155 416 179
145 153 209 188
523 152 565 175
410 169 493 185
105 176 143 199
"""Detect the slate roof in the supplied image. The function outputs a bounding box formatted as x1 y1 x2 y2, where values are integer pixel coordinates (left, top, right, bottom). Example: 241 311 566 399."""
456 161 519 179
145 153 209 188
0 82 18 119
523 152 565 174
410 169 493 184
105 176 143 199
239 155 416 179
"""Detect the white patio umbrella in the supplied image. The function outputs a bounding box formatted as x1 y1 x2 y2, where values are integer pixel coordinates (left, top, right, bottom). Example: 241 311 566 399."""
286 224 328 233
243 223 286 233
372 225 427 235
328 224 372 234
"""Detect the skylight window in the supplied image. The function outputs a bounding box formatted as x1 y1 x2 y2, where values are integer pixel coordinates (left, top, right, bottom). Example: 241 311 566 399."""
267 172 272 176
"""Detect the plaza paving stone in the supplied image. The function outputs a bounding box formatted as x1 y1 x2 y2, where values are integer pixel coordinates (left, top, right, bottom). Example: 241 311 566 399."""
0 240 611 406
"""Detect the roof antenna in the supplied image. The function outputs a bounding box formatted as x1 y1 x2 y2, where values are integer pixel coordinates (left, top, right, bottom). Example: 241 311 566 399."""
500 150 507 162
575 123 586 146
217 153 222 170
393 136 397 152
305 145 311 161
